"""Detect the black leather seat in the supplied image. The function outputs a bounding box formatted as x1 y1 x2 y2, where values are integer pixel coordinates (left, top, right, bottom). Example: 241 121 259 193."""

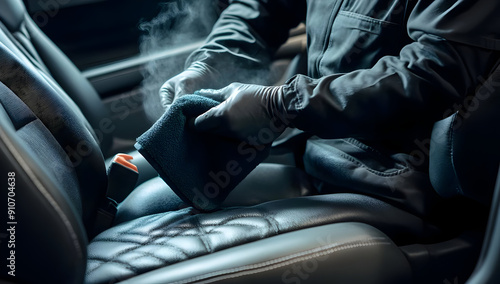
0 55 435 283
0 27 497 283
0 1 498 284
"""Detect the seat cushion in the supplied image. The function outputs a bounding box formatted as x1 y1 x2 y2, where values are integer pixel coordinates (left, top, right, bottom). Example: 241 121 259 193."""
87 193 441 283
115 163 314 224
96 223 412 284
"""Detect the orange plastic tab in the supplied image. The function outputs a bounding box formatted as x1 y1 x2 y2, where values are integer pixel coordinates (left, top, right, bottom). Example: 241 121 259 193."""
113 154 138 172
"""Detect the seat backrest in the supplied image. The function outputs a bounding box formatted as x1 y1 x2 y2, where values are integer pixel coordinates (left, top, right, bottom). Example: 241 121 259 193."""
430 62 500 205
0 0 113 152
0 38 106 283
0 23 108 226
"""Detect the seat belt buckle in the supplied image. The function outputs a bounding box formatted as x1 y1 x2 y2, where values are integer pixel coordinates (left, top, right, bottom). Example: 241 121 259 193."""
93 197 118 237
93 154 139 236
107 153 139 204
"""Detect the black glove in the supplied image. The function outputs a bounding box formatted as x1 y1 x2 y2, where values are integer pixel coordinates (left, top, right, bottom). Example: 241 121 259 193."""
159 62 221 108
194 83 294 145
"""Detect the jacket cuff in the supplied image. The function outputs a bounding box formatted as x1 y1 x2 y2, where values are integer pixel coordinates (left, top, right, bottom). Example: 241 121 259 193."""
280 74 315 128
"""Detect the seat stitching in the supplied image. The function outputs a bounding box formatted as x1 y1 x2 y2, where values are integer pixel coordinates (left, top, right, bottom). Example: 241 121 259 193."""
448 114 464 195
90 220 269 272
155 242 191 258
87 249 141 275
200 223 265 229
90 238 191 258
194 216 212 253
91 238 144 245
204 221 271 235
87 239 189 275
92 230 232 244
200 213 269 226
88 216 229 266
88 211 282 277
127 250 185 264
169 237 390 284
204 211 280 234
261 209 281 234
86 258 138 274
89 238 191 257
87 242 192 276
315 142 409 177
114 212 269 237
343 138 407 170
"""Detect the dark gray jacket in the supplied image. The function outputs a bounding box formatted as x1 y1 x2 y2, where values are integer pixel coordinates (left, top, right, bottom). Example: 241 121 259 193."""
187 0 500 142
185 0 500 214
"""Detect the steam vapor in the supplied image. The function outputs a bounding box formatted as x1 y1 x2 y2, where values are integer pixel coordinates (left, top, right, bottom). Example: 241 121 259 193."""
139 0 218 121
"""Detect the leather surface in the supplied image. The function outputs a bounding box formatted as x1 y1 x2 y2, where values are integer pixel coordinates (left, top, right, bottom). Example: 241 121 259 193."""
0 0 113 153
0 35 108 231
119 223 412 284
303 137 441 217
0 0 25 31
0 80 87 284
115 177 187 224
87 193 441 283
24 16 113 153
223 163 313 206
116 163 314 224
430 63 500 205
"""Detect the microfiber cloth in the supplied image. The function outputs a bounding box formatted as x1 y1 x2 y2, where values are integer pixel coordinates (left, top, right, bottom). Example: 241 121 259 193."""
135 95 270 211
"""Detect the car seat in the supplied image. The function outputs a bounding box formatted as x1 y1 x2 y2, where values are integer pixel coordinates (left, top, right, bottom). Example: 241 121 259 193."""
0 26 498 283
0 0 499 283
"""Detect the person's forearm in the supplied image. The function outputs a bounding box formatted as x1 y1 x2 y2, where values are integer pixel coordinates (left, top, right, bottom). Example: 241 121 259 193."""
283 35 500 140
186 0 305 86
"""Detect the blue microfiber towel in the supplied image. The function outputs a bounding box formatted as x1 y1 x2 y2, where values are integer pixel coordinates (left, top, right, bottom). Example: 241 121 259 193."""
135 95 270 211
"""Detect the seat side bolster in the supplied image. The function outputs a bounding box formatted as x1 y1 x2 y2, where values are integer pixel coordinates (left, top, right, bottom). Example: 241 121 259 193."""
0 105 87 284
24 15 113 152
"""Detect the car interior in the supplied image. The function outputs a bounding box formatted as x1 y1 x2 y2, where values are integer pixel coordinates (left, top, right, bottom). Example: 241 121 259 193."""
0 0 499 283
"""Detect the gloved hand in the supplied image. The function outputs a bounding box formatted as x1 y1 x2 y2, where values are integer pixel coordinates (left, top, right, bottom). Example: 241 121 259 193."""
194 83 294 145
159 62 221 108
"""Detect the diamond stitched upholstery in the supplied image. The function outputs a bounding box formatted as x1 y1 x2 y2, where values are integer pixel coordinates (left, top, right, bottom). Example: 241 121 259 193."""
87 208 277 283
86 193 441 283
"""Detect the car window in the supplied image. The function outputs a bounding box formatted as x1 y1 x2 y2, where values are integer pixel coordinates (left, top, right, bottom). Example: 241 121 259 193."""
23 0 223 70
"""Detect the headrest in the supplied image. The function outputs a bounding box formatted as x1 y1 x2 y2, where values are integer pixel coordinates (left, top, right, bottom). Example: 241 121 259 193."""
0 0 27 32
429 62 500 205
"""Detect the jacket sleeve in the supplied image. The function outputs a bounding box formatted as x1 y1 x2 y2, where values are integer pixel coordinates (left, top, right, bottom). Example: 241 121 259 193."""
282 1 500 140
186 0 306 86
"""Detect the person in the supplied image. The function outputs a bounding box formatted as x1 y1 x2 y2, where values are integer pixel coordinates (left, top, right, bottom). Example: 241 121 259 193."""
159 0 500 215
